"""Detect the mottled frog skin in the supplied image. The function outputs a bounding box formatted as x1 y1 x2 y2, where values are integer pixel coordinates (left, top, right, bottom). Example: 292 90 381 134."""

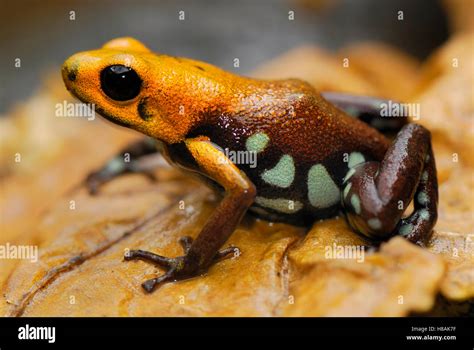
178 82 389 225
62 38 438 292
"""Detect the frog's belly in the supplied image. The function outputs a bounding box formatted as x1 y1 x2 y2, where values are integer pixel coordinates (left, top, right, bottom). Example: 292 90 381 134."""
204 133 372 226
238 151 368 226
247 201 340 226
242 156 348 225
246 176 342 226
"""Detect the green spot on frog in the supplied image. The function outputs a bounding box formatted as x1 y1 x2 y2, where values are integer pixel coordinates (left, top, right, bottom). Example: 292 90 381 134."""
343 182 352 199
106 158 125 172
399 224 413 236
245 132 270 153
350 194 361 214
417 191 429 205
348 152 365 168
421 171 429 183
261 154 295 188
255 197 303 214
419 209 430 220
343 168 356 183
307 164 340 208
367 218 382 230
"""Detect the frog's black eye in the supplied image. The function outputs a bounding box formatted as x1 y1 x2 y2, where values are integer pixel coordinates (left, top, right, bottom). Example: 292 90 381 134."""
100 65 142 101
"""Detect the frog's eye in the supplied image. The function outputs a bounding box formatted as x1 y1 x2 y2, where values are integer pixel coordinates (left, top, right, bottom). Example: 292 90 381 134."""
100 65 142 101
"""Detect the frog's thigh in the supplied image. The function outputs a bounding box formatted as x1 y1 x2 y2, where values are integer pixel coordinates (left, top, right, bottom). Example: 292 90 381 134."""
341 124 438 246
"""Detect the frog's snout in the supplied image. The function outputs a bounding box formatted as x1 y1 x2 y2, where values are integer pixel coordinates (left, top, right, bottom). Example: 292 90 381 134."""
62 57 79 87
62 64 76 82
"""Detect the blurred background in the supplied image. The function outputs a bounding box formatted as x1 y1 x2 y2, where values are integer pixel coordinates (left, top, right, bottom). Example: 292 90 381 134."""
0 0 450 113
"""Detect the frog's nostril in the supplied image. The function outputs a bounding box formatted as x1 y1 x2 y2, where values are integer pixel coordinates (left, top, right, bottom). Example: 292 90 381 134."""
66 66 77 82
62 58 79 83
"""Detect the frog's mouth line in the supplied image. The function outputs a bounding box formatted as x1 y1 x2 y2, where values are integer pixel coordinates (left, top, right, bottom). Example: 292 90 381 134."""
69 91 133 128
95 107 133 128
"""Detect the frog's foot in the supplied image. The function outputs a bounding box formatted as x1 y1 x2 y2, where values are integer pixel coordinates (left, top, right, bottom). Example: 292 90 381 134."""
341 124 438 246
85 138 159 195
124 236 240 293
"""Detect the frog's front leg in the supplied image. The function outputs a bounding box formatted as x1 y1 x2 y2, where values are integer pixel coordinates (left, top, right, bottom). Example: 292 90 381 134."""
85 137 160 194
341 123 438 246
125 137 256 293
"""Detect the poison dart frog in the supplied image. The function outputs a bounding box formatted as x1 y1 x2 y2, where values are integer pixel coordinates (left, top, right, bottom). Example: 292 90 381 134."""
62 37 438 293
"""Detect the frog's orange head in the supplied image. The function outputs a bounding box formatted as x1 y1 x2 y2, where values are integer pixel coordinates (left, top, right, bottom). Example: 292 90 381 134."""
62 37 224 144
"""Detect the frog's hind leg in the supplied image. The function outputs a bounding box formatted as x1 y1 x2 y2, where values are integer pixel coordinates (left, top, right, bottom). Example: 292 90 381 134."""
397 143 438 245
322 92 408 133
85 137 160 194
341 123 438 246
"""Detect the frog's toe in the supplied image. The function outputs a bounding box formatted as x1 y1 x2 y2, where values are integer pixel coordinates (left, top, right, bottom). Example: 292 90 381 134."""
141 269 177 293
214 246 240 261
124 237 240 293
124 249 173 268
85 171 109 195
125 251 187 293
